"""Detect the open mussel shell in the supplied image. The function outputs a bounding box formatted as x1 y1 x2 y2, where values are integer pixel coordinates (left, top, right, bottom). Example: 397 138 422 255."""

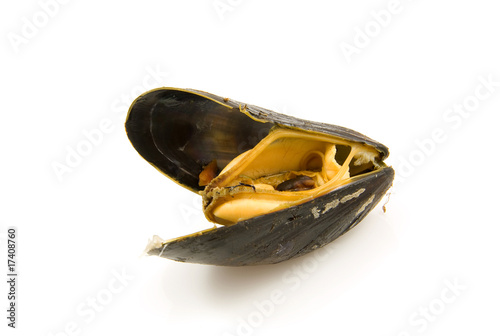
125 88 394 266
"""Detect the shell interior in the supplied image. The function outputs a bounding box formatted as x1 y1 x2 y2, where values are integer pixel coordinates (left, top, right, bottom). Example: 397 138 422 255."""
202 127 382 225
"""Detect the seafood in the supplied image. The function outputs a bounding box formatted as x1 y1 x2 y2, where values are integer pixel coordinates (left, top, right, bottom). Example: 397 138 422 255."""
125 88 394 266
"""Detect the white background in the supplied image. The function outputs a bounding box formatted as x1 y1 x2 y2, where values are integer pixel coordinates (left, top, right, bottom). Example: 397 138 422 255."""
2 0 500 335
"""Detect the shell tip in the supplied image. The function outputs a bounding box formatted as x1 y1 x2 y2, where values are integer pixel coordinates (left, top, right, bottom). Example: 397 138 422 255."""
142 235 165 257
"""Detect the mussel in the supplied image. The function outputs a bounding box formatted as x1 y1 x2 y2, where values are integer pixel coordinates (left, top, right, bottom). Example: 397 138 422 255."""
125 88 394 266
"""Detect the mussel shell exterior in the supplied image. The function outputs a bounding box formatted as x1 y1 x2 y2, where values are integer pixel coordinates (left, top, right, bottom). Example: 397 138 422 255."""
125 88 389 192
147 167 394 266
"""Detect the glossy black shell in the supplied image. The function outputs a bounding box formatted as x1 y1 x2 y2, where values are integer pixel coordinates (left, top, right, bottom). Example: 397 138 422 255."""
125 88 390 192
147 168 394 266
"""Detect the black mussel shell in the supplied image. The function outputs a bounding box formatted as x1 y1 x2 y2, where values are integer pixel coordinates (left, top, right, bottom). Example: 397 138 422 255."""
125 88 389 192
